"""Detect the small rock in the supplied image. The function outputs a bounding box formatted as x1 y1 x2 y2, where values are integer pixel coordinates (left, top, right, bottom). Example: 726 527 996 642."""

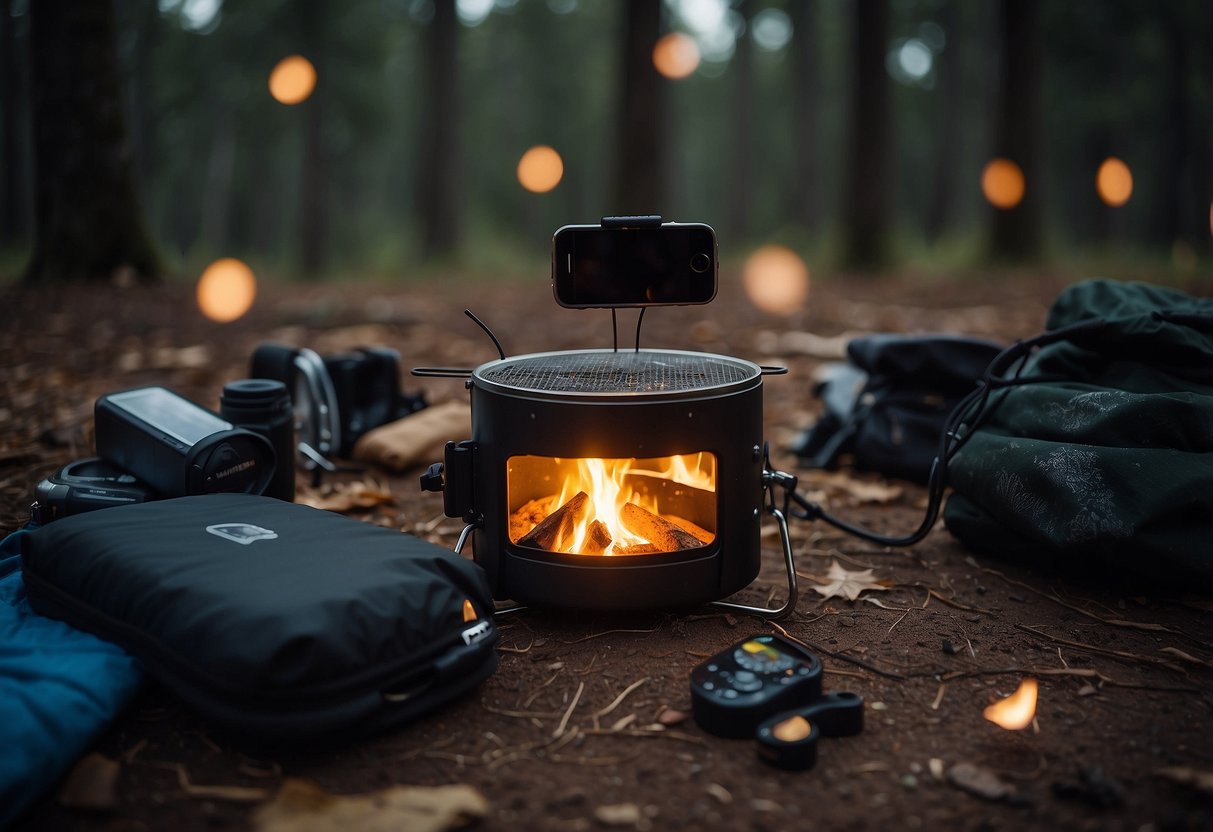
948 762 1015 801
928 759 945 780
57 752 121 811
705 783 732 805
595 803 642 827
657 708 687 726
900 775 918 790
1077 684 1097 697
724 614 738 628
942 639 959 655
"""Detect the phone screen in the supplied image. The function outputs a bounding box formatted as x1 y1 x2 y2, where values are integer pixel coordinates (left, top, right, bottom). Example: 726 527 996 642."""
552 224 717 308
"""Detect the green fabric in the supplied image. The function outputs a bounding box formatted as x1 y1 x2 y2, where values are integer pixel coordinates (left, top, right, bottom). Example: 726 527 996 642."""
944 279 1213 589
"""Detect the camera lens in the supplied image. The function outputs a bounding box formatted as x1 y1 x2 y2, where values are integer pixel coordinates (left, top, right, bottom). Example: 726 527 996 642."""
690 252 711 273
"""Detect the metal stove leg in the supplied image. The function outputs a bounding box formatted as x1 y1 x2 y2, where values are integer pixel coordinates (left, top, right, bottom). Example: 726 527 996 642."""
453 523 529 618
710 506 798 620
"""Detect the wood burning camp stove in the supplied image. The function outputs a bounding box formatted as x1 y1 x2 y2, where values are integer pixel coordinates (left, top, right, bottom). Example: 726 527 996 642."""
419 347 799 619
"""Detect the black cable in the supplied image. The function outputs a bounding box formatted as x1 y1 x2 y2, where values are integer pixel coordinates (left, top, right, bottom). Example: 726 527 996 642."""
783 334 1040 547
463 309 505 360
612 309 618 352
635 307 646 352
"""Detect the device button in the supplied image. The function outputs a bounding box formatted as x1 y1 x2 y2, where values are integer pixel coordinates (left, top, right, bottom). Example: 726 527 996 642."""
722 689 739 700
734 670 757 682
702 682 715 691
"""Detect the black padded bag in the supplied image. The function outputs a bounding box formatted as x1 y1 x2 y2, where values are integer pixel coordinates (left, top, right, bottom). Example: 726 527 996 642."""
20 494 499 745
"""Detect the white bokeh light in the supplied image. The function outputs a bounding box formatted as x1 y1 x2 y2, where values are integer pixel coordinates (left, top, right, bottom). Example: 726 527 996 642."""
752 8 792 52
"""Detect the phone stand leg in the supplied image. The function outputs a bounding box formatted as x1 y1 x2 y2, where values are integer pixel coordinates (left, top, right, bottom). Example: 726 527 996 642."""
453 523 529 617
710 506 798 620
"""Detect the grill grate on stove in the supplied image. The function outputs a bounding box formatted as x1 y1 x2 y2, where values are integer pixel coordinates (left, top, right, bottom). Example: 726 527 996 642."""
480 351 757 394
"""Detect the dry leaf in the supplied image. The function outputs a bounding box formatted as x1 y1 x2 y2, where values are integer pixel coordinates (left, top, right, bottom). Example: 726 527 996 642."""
809 561 891 601
253 778 488 832
804 471 903 504
57 752 121 811
296 480 394 512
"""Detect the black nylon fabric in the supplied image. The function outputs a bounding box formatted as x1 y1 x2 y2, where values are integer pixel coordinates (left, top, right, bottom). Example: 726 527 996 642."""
20 494 498 743
944 279 1213 589
794 334 1003 483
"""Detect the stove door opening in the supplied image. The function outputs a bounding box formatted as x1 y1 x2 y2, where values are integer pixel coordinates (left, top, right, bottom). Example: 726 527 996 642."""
507 453 717 556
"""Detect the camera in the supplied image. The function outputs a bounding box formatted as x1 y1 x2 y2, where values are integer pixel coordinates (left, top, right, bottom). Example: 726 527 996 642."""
250 343 427 471
95 386 276 498
32 458 157 525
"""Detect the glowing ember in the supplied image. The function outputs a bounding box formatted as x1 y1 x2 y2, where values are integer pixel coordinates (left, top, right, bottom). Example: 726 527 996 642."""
983 678 1038 730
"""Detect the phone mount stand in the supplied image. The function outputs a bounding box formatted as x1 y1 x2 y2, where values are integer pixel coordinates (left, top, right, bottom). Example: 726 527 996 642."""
598 215 663 352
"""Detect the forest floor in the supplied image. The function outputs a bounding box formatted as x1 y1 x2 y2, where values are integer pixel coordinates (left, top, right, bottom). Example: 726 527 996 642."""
2 269 1211 832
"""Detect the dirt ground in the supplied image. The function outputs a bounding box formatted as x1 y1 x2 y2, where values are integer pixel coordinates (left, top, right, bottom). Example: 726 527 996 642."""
2 269 1211 831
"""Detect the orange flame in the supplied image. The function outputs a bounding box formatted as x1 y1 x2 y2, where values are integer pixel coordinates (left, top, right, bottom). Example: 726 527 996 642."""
983 678 1037 730
551 454 714 555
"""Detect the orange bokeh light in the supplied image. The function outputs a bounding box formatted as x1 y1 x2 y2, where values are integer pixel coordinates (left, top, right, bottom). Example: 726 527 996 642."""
517 145 564 193
197 258 256 323
1097 157 1133 207
652 33 700 80
983 678 1038 730
743 245 810 315
982 158 1025 210
268 55 317 105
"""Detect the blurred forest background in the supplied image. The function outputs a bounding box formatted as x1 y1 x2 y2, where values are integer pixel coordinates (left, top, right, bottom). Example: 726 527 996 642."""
0 0 1210 288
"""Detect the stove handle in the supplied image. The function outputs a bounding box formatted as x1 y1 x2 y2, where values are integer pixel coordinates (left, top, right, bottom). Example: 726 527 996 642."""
759 365 788 375
411 367 474 378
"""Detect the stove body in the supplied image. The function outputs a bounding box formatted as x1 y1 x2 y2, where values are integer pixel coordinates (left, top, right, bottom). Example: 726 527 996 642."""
437 349 767 611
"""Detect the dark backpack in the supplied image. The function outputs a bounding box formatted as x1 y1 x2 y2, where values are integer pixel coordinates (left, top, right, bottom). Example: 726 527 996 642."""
944 279 1213 588
793 334 1003 483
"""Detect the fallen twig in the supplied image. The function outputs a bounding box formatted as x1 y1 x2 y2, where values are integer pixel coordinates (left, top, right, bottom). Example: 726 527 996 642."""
498 638 534 654
931 684 946 711
939 665 1202 693
553 682 585 738
768 621 907 680
1015 624 1188 673
973 560 1200 642
562 626 660 644
593 677 649 727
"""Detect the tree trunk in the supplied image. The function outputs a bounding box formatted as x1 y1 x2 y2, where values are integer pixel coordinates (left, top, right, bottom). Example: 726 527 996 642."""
787 0 819 233
299 0 329 276
841 0 892 271
924 0 960 244
727 0 755 241
988 0 1043 262
612 0 665 213
25 0 160 282
415 0 462 262
1147 11 1189 251
0 0 29 245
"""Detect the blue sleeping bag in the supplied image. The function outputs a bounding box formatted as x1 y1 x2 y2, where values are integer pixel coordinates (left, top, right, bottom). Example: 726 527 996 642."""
0 527 142 828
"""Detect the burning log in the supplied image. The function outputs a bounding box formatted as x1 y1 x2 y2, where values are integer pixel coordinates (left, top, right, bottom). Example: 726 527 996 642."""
615 543 660 555
620 502 704 552
668 516 714 544
518 491 589 551
510 496 556 543
579 519 613 555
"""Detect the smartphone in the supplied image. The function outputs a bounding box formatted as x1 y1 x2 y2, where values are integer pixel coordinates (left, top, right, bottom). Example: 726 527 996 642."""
552 222 718 308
